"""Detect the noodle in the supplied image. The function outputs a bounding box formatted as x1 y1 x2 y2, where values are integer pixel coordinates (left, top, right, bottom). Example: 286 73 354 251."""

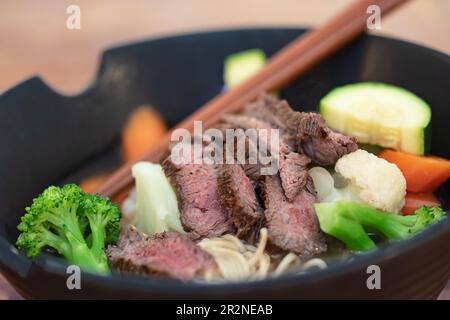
222 234 247 252
273 253 301 276
211 247 250 280
256 254 271 278
198 228 326 281
248 228 267 266
301 258 327 271
199 228 271 281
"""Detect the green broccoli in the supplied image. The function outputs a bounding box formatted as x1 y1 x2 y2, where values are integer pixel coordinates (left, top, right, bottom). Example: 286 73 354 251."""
315 201 446 252
16 184 121 275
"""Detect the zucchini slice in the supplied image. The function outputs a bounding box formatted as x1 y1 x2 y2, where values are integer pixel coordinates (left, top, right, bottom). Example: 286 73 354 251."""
223 49 267 89
319 82 431 155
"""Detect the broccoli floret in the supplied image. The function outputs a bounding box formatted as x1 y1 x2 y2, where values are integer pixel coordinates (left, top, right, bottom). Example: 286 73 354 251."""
315 201 446 252
16 184 121 275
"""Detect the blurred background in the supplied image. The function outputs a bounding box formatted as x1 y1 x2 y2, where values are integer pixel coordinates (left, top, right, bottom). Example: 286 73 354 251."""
1 0 449 95
0 0 449 299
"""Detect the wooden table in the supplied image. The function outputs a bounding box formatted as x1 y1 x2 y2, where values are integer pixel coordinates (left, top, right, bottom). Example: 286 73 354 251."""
0 0 449 299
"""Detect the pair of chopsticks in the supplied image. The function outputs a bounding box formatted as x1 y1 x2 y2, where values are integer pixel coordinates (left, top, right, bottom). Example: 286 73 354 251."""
97 0 408 198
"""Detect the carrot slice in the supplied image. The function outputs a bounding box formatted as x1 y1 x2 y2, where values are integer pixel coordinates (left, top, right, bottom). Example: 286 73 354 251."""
379 149 450 192
122 106 167 163
80 174 110 194
401 192 440 215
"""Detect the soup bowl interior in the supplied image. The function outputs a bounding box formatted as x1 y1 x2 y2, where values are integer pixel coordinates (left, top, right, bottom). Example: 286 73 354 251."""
0 28 449 299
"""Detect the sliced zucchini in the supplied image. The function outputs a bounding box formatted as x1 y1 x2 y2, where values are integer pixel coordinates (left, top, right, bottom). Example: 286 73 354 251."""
319 82 431 155
223 49 267 89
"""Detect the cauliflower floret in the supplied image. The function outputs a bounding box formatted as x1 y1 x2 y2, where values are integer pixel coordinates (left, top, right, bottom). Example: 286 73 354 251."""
335 149 406 213
130 162 184 235
121 187 137 224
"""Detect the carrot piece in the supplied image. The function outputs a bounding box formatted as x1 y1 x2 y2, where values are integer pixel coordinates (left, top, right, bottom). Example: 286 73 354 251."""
401 192 440 215
80 174 110 194
122 106 167 163
379 149 450 193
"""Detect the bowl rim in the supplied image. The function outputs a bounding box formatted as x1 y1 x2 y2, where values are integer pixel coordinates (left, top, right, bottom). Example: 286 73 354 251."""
32 212 450 295
0 27 449 296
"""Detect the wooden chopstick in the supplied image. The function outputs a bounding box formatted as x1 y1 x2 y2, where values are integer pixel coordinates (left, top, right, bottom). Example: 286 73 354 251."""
96 0 408 198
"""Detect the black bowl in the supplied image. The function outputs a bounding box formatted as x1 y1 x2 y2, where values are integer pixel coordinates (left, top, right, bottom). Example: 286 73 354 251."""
0 28 449 299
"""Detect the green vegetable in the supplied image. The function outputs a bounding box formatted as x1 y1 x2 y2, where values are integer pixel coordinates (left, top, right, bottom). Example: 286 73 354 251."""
319 82 431 155
357 143 383 155
16 184 121 275
315 201 446 252
131 162 184 235
224 49 267 88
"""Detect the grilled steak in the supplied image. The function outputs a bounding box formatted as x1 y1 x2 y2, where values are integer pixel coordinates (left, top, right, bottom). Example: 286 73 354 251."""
162 157 233 240
279 150 311 202
243 93 297 135
217 164 263 239
221 113 273 131
295 112 358 165
218 114 271 184
261 175 326 257
220 111 312 200
242 94 357 165
158 94 353 255
107 226 218 280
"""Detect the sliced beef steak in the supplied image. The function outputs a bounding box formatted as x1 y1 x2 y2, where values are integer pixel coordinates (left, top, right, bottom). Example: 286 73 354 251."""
221 113 273 131
279 150 311 202
220 112 283 154
296 112 358 165
217 164 263 239
261 175 326 257
242 93 357 165
107 226 218 280
218 114 273 184
243 93 297 135
162 158 233 240
220 112 300 189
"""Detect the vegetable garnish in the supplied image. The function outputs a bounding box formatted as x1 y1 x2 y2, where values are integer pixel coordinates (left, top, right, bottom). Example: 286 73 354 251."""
379 149 450 193
319 82 431 155
335 150 406 213
308 167 359 203
223 49 267 89
315 201 446 252
402 192 440 216
80 173 110 194
16 184 121 275
131 162 184 236
122 106 167 163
